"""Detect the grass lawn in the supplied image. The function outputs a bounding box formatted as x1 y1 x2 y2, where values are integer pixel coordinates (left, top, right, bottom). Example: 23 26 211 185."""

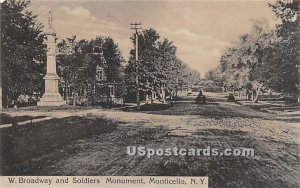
1 105 101 113
0 114 118 175
0 113 46 124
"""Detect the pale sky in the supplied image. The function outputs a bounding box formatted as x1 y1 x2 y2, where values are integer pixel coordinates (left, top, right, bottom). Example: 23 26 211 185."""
30 0 277 77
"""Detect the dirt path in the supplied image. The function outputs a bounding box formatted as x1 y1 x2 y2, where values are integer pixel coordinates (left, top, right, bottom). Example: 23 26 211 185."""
1 96 299 187
30 109 298 187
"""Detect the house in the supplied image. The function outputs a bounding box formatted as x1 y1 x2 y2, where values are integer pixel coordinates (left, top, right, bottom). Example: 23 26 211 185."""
93 50 123 106
59 46 123 106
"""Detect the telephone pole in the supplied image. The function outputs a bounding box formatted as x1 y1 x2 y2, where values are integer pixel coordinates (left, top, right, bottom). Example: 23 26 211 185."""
131 22 142 110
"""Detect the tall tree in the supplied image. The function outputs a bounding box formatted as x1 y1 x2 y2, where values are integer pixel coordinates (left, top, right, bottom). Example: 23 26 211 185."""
267 0 299 94
125 28 161 102
125 28 200 103
1 0 46 107
102 37 125 83
210 22 276 102
198 0 299 103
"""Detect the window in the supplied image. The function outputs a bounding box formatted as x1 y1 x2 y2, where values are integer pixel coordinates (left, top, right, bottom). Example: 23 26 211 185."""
96 66 105 81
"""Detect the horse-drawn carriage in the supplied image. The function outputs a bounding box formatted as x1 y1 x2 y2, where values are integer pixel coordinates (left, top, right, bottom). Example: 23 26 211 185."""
195 90 206 104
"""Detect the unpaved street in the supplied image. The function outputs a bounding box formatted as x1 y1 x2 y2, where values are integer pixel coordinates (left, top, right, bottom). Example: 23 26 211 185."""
1 94 299 188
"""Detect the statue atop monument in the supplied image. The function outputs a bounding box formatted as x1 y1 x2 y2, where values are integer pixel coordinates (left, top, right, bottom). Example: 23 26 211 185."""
48 10 53 28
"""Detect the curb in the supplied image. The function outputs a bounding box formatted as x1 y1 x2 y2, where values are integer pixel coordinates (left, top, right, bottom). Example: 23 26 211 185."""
0 117 53 128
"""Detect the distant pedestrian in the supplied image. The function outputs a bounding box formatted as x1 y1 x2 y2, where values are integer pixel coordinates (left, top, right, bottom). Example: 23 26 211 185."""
199 90 203 96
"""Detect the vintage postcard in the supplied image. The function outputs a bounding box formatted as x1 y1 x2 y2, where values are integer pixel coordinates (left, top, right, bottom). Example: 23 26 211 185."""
0 0 299 187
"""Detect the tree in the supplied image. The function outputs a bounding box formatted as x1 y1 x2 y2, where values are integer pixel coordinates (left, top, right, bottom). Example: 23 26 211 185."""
199 0 299 103
205 67 224 87
125 28 200 103
266 0 299 94
1 0 46 107
102 37 125 83
125 28 161 103
245 0 299 98
210 22 276 102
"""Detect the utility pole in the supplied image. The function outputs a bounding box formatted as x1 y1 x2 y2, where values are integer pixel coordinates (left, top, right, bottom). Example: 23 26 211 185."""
296 65 300 103
131 22 142 110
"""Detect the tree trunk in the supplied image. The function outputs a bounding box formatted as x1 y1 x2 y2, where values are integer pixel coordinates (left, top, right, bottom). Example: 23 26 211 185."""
73 91 76 106
145 93 149 104
161 86 166 104
6 95 9 108
0 87 2 110
253 84 262 103
66 83 69 104
151 89 154 104
73 75 76 106
13 100 17 108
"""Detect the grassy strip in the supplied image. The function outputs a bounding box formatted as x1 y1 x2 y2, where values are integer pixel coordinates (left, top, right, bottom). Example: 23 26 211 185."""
0 114 118 175
0 113 46 124
1 105 102 112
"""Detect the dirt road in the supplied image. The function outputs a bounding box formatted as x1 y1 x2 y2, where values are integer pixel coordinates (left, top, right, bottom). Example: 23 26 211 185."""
1 94 299 187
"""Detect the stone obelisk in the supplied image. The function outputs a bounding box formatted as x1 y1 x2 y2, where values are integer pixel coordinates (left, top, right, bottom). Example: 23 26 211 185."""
38 10 66 106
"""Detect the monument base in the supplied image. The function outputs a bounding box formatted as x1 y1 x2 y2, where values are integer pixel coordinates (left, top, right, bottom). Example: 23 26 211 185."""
37 93 66 106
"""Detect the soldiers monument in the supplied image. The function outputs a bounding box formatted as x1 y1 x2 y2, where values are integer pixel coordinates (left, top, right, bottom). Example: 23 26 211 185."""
37 11 66 106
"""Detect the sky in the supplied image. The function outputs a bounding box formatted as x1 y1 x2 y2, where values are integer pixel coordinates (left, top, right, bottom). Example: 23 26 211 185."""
29 0 277 77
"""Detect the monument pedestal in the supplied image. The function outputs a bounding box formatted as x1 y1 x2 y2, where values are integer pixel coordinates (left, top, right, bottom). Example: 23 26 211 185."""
38 74 66 106
37 94 66 106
